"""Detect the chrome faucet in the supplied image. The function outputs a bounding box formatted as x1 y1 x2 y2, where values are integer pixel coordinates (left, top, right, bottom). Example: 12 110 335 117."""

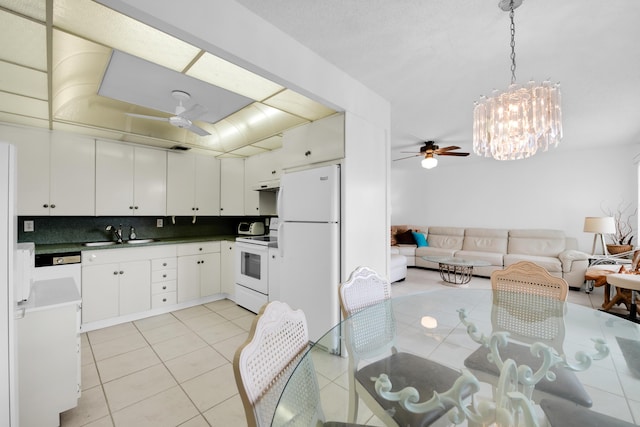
106 225 123 243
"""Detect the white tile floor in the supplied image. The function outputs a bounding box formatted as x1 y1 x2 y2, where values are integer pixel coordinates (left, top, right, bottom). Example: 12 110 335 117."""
60 267 626 427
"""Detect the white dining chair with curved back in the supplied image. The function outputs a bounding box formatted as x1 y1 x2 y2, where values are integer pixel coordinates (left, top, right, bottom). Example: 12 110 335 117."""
464 261 593 407
339 266 472 427
233 300 368 427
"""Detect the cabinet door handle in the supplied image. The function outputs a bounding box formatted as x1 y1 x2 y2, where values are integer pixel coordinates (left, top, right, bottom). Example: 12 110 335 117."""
199 247 203 251
162 262 167 267
134 206 139 209
50 204 56 208
129 206 134 210
162 286 167 290
43 203 49 208
113 271 118 275
162 298 167 302
162 274 167 278
119 271 124 275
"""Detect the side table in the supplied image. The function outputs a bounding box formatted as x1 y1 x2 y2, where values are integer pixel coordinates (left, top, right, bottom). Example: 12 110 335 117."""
606 273 640 323
585 266 631 311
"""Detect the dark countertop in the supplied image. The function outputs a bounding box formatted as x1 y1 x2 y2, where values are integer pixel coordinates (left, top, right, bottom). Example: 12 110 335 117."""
35 235 240 255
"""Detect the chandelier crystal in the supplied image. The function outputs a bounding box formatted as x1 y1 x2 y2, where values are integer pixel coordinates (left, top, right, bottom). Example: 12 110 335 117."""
473 0 563 161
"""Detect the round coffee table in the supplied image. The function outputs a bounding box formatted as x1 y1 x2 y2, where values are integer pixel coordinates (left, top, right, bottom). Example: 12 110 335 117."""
421 256 491 285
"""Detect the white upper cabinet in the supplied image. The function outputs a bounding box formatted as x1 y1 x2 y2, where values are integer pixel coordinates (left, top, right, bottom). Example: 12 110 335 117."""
95 140 167 216
281 114 345 169
10 127 95 216
245 151 280 216
167 152 220 216
220 158 244 216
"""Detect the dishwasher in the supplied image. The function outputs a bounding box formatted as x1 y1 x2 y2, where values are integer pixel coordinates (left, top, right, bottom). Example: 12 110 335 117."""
34 252 82 295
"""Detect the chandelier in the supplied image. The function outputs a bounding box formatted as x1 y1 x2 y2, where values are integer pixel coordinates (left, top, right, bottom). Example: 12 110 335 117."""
473 0 563 161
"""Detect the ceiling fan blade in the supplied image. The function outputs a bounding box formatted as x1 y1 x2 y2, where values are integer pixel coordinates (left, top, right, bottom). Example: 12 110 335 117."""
438 152 470 157
393 154 421 161
180 104 208 121
187 123 211 136
126 113 170 122
436 145 461 153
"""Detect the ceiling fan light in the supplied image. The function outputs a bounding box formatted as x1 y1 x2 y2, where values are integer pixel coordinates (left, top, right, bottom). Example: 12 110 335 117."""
421 156 437 169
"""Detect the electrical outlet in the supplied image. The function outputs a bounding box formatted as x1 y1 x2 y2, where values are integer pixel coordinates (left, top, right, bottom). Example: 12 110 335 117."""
156 218 163 228
24 220 34 232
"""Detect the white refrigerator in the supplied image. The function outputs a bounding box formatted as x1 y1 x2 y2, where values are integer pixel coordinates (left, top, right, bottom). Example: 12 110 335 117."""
277 164 341 352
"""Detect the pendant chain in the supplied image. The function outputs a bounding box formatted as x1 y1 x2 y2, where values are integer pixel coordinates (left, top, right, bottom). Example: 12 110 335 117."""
509 0 517 84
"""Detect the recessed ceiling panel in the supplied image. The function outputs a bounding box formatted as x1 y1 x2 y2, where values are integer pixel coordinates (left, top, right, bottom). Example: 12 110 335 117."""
0 0 46 21
0 61 47 99
98 50 254 124
0 91 48 119
53 0 200 72
0 10 46 70
187 52 284 101
264 89 336 121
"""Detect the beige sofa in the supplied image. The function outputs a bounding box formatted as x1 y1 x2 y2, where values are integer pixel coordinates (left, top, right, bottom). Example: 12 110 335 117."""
391 225 590 288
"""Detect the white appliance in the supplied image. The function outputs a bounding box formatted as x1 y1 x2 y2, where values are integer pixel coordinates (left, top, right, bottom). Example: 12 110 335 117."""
277 164 341 352
235 219 278 313
237 221 265 236
0 142 18 425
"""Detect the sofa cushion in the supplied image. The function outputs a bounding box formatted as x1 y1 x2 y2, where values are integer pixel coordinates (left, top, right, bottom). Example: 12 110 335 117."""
454 250 504 266
463 228 508 253
416 246 457 257
396 229 416 245
504 254 562 273
427 226 465 250
508 229 566 257
412 231 428 247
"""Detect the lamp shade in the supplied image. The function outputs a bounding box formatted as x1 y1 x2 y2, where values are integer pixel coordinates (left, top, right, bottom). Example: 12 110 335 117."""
421 156 437 169
583 217 616 234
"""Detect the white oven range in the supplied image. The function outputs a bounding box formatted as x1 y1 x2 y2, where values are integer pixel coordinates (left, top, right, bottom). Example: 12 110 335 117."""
235 219 278 313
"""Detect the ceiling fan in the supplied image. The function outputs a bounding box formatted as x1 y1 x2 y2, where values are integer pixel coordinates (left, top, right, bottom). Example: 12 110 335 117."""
394 141 470 169
126 90 211 136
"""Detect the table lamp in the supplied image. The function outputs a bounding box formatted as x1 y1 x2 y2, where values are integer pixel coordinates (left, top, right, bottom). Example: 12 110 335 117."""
583 216 616 255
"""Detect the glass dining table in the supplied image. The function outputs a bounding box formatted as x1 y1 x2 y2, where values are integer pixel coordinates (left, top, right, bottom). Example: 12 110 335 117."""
271 289 640 426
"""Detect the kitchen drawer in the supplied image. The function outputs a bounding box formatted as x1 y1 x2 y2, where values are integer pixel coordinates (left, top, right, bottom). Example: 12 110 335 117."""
152 258 177 270
177 241 220 256
151 269 177 283
83 245 176 265
152 291 177 308
152 280 177 295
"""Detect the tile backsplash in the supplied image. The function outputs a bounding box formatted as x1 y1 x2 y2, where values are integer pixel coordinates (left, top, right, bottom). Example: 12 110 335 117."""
17 215 262 245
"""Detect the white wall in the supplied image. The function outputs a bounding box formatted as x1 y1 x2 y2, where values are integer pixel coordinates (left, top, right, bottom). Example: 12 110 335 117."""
391 144 640 253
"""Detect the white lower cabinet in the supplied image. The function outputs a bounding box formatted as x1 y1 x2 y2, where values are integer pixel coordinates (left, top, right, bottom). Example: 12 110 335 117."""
151 257 177 308
220 240 235 298
82 260 150 322
81 246 176 325
177 242 221 303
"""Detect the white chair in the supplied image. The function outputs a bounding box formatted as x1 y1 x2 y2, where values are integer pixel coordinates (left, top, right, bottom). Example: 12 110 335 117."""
464 261 592 407
339 266 471 426
233 301 367 427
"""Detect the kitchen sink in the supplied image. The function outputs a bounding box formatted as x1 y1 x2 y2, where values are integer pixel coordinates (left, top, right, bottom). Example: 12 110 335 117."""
126 238 156 244
82 241 117 247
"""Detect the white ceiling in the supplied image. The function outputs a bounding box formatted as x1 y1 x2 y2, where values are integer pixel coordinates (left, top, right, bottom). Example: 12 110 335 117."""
236 0 640 167
2 0 639 166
